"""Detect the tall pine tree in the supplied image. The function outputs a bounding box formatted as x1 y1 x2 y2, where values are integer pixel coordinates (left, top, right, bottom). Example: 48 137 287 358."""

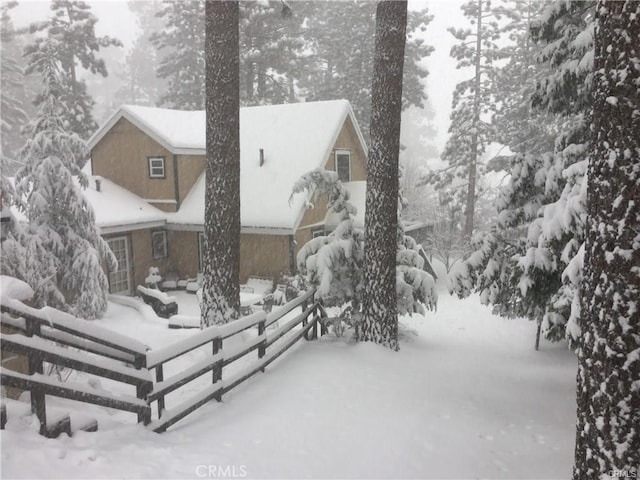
359 0 407 350
429 0 511 241
573 1 640 476
4 39 115 319
24 0 121 140
201 0 241 327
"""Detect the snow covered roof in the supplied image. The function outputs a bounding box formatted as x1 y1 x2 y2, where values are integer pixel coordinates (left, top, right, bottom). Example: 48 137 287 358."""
131 100 367 233
83 176 167 234
87 100 367 233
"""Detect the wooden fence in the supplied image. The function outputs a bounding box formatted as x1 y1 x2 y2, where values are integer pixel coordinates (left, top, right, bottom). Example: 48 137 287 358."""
0 289 326 436
0 299 151 437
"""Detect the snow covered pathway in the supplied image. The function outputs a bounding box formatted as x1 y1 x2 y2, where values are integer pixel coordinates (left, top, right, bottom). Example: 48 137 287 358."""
1 293 577 479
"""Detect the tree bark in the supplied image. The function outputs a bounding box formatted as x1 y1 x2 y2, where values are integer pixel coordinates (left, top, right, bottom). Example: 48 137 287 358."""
573 1 640 477
359 1 407 350
464 0 483 240
201 0 241 327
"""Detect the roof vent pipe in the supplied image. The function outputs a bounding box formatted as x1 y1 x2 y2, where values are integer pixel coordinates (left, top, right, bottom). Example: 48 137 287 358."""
259 148 264 167
95 179 101 192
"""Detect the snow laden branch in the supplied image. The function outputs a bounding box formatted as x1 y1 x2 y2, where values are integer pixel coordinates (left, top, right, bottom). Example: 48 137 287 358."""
290 168 437 326
1 40 115 319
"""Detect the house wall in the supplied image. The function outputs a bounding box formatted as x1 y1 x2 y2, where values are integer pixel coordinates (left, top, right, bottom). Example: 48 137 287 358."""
323 115 367 182
104 228 174 291
165 230 290 285
91 118 179 212
176 155 206 207
167 230 200 278
239 234 290 284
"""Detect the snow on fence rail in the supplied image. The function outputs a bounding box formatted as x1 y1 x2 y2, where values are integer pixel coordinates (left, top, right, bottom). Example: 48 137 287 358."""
0 300 152 437
0 290 328 436
146 289 327 433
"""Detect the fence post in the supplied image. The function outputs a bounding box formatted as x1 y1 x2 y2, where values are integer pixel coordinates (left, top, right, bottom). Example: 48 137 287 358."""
156 365 165 418
25 318 46 434
212 337 222 402
258 316 266 372
312 306 318 340
302 298 309 341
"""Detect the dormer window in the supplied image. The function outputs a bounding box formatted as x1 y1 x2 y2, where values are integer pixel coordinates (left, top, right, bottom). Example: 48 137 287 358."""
148 156 166 178
335 150 351 182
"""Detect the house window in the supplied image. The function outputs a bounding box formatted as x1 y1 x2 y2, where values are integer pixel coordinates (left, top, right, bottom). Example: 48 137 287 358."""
107 236 131 295
151 230 168 259
148 156 165 178
335 150 351 182
198 232 206 271
311 227 325 239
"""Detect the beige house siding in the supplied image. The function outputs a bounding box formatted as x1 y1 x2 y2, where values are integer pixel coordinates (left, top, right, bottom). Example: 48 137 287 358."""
239 234 290 284
166 230 201 279
176 155 206 206
91 118 178 211
324 115 367 182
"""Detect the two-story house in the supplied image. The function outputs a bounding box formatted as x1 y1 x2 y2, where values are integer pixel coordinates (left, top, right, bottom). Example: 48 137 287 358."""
85 99 368 294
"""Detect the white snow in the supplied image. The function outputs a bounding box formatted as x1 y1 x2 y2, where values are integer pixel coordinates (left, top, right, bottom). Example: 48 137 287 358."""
0 275 34 301
1 287 577 479
79 176 166 233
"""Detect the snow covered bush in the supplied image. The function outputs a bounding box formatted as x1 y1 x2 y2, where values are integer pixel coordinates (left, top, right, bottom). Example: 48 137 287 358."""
145 266 162 289
1 40 115 319
291 169 437 332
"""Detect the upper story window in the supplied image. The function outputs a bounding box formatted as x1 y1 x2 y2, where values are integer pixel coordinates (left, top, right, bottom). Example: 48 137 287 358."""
335 150 351 182
148 156 166 179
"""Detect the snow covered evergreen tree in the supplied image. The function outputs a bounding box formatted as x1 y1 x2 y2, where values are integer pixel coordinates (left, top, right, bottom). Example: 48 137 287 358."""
200 0 241 327
151 0 205 109
5 40 115 319
111 0 167 107
294 1 432 144
24 0 121 140
293 170 364 311
292 169 436 328
450 0 594 347
1 2 28 169
573 1 640 475
359 0 407 350
426 0 512 240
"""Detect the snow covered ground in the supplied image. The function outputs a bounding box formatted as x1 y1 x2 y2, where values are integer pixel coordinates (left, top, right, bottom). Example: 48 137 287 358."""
1 288 577 479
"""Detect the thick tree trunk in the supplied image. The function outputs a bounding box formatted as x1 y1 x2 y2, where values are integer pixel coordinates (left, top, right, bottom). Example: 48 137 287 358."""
573 1 640 477
359 1 407 350
201 0 241 327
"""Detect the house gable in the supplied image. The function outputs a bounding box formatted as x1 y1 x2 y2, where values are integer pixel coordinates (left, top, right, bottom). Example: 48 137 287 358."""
91 117 179 212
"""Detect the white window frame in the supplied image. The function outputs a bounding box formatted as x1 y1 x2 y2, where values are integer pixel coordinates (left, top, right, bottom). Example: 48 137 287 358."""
151 230 168 260
311 227 325 239
335 150 351 182
148 156 166 179
107 236 131 295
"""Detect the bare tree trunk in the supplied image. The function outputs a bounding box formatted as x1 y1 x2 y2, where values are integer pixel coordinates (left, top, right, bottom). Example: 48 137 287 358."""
201 0 241 327
573 1 640 477
464 0 483 240
359 0 407 350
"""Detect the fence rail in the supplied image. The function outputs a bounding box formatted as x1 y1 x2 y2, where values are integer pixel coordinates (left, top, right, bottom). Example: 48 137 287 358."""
146 289 327 433
0 289 327 436
0 299 152 436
